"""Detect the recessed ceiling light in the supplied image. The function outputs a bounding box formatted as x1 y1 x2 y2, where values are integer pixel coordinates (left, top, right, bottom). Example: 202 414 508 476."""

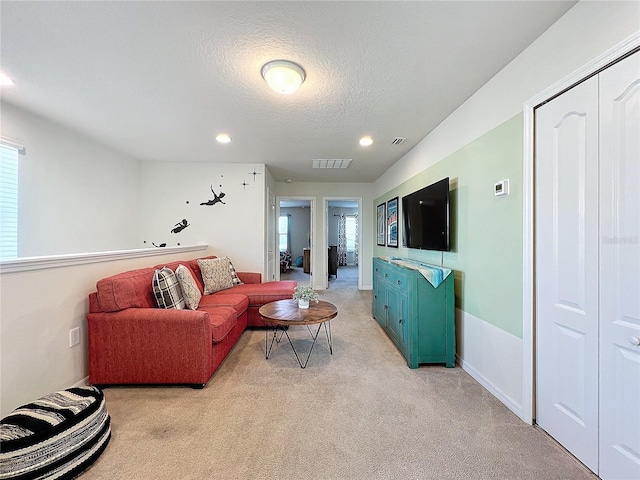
0 73 14 86
216 133 231 143
359 136 373 147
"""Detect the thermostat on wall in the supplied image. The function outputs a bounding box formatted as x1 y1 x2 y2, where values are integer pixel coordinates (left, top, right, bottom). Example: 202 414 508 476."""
494 179 510 197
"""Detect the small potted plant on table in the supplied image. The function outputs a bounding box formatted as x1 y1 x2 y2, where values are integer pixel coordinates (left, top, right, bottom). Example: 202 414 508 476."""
292 285 319 309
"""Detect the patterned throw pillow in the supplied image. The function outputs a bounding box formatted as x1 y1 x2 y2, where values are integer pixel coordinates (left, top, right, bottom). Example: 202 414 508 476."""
152 267 186 309
197 258 235 295
175 264 202 310
226 257 243 285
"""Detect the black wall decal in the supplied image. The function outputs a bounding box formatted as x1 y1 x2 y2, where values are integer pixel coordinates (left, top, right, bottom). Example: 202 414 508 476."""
152 242 167 247
171 219 189 233
200 185 226 206
241 180 249 190
249 168 261 182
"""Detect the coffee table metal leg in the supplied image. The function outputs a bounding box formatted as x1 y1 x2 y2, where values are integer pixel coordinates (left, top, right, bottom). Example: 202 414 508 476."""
265 324 280 360
324 321 332 354
304 321 332 355
265 321 333 368
265 325 292 360
281 323 324 368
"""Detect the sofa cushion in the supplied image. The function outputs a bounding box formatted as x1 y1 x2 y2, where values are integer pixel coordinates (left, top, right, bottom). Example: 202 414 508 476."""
175 264 202 310
152 267 186 309
201 306 237 343
198 258 234 294
199 293 249 316
214 281 297 306
96 268 157 312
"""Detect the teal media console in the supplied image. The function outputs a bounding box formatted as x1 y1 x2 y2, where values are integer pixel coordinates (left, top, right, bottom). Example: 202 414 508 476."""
372 257 455 368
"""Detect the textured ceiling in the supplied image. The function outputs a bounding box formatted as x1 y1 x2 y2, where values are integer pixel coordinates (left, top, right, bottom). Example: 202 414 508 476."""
0 1 575 183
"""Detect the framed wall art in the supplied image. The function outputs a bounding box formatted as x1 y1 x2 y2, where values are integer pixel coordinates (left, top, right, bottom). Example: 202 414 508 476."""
386 197 398 248
376 203 386 246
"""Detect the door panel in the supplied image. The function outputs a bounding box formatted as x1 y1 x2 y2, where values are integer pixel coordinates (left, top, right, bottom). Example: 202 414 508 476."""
599 50 640 480
535 75 599 472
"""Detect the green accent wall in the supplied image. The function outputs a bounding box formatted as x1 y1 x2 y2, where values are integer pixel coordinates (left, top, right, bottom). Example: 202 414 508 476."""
374 113 523 338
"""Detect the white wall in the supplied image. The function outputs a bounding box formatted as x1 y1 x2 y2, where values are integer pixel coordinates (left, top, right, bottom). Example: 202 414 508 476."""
373 1 640 419
376 1 640 197
275 182 375 290
0 102 141 256
137 162 266 273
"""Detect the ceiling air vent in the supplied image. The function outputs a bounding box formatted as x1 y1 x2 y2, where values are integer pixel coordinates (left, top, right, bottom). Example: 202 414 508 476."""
391 137 406 146
312 159 352 169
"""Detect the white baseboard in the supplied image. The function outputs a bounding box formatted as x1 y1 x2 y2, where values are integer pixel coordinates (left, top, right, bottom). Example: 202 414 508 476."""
457 355 523 419
456 308 524 420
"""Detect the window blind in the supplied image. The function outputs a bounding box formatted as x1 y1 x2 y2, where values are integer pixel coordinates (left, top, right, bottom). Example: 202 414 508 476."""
0 144 19 260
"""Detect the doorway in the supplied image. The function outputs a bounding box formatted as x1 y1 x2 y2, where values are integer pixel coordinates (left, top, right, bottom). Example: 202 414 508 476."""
324 198 361 290
277 197 314 286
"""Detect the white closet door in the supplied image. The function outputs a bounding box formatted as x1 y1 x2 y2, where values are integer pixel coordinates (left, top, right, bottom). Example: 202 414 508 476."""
599 50 640 480
535 75 600 472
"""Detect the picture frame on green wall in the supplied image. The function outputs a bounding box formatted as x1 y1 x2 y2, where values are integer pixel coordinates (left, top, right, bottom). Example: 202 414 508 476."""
386 197 398 247
376 203 386 246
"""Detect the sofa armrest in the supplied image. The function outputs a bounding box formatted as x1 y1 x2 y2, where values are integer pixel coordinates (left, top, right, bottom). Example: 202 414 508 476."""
237 272 261 284
87 308 212 385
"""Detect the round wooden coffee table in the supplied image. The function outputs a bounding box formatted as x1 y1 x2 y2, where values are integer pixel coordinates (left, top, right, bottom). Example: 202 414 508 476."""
259 299 338 368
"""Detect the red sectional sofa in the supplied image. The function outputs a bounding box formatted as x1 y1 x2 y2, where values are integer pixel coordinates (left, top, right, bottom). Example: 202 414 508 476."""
87 256 296 388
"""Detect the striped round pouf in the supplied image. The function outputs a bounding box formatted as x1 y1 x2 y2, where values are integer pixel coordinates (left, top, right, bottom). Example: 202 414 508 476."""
0 386 111 480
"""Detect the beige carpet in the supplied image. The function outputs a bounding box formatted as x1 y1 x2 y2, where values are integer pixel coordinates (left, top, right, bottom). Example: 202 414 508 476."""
81 271 595 480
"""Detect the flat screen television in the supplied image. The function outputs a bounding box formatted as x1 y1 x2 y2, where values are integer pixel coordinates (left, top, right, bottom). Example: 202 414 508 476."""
402 177 450 251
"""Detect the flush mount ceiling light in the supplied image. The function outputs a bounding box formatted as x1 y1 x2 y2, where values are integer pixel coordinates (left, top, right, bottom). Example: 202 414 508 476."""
359 136 373 147
261 60 306 94
216 133 231 143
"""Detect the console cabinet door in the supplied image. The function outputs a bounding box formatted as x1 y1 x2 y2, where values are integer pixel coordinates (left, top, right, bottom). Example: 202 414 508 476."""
373 281 386 328
386 287 401 343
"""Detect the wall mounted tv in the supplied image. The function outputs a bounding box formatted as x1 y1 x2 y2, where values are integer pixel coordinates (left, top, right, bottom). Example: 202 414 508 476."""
401 177 450 251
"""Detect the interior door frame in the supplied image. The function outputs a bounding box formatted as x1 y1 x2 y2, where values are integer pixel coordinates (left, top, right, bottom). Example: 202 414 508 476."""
521 32 640 424
266 187 276 282
322 197 363 290
276 196 315 285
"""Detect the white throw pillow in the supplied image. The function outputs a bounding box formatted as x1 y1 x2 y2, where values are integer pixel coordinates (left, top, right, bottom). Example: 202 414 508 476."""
175 264 202 310
197 258 235 295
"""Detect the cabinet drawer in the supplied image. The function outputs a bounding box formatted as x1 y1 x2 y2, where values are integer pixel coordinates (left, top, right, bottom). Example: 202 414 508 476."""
385 269 409 289
373 259 393 279
374 260 410 289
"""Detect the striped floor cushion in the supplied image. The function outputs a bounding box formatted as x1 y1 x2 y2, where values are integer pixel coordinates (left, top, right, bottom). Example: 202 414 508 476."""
0 386 111 480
